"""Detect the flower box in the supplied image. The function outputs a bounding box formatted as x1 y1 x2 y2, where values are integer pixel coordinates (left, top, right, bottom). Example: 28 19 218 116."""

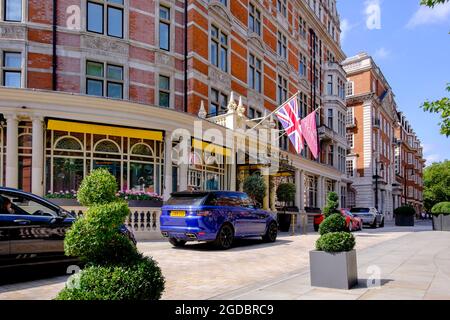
46 198 80 207
309 250 358 290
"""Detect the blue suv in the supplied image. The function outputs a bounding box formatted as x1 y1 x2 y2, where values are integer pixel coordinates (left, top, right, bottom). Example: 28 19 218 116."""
160 191 278 249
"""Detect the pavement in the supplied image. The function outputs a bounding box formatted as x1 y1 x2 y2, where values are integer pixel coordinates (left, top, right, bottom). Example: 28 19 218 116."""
1 220 449 300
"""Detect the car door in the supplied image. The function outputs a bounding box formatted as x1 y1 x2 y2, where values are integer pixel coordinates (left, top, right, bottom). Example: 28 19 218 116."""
2 193 68 260
0 214 11 266
239 194 267 235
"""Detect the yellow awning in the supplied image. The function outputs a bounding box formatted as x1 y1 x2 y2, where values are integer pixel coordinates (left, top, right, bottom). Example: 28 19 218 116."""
47 119 163 141
192 138 231 157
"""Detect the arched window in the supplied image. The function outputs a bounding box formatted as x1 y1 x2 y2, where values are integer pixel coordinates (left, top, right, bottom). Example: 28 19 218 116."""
131 143 153 157
95 139 120 153
52 136 84 193
55 137 83 151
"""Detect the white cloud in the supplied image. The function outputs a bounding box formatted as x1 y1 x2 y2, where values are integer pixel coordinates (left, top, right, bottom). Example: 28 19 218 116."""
374 47 390 60
340 19 351 42
406 2 450 28
425 153 445 166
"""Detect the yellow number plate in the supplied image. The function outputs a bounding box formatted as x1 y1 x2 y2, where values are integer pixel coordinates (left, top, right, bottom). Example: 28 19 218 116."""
170 210 186 217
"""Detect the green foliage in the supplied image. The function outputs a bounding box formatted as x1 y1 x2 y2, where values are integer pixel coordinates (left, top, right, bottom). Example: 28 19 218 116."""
77 168 118 206
243 174 267 206
56 256 165 300
420 0 448 8
431 202 450 216
323 192 339 218
423 160 450 212
319 214 347 235
316 232 356 253
394 205 416 217
59 168 165 300
421 84 450 137
276 183 296 205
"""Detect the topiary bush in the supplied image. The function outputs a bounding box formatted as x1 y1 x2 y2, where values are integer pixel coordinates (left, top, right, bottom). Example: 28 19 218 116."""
243 174 267 206
56 256 165 300
323 192 339 218
394 205 416 217
316 232 356 253
77 168 118 206
431 202 450 216
57 168 165 300
276 183 296 208
319 213 347 236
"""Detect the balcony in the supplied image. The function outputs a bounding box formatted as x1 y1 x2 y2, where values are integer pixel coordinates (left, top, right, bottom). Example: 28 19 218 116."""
318 125 334 142
346 117 356 129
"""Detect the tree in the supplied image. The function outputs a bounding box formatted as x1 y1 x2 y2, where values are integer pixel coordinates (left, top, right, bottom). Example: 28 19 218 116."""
423 160 450 212
420 0 450 137
243 174 267 207
276 183 296 209
323 192 339 218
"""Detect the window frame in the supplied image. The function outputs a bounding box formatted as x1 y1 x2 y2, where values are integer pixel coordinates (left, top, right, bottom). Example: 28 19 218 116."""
277 31 287 59
210 25 228 72
158 74 171 108
248 2 261 36
1 51 22 88
85 60 124 99
159 5 171 51
86 0 124 39
248 53 262 93
210 87 228 116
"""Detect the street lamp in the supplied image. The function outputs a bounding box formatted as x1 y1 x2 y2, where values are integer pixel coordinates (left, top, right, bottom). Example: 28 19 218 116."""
373 156 384 211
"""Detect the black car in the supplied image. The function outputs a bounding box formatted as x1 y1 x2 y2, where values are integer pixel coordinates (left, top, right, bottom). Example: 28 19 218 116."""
0 187 136 270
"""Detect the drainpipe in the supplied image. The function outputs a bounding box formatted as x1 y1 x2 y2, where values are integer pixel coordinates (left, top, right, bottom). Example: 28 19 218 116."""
183 0 188 113
52 0 58 91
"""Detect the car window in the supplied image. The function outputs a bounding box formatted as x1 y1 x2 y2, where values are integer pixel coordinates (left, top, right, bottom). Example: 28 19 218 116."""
166 195 207 206
239 194 255 208
350 208 370 213
215 194 242 207
0 193 58 217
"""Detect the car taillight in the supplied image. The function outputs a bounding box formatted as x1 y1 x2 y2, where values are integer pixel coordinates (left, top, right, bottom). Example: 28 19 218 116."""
196 210 211 216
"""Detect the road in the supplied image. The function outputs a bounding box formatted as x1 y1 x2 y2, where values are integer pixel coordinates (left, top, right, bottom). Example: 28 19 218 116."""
0 220 441 300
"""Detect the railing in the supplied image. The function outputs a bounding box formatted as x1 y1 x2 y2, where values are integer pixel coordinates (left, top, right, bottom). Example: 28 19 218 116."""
63 206 163 241
318 125 334 141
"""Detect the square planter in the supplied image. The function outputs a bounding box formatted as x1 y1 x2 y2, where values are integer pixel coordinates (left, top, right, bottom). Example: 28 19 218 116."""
277 213 292 232
433 214 450 231
395 214 415 226
310 250 358 290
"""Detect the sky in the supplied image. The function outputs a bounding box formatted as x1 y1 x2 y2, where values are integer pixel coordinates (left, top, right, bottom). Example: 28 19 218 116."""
337 0 450 166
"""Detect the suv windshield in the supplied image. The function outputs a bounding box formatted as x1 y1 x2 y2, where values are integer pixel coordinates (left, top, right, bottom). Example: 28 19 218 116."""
166 195 208 206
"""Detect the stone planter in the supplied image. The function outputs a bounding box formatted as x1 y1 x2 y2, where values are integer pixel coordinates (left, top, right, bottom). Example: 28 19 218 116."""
46 198 80 206
127 199 163 208
395 214 415 227
310 250 358 290
433 214 450 231
277 213 292 232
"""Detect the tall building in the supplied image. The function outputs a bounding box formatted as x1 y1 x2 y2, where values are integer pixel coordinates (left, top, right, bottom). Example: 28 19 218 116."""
343 53 424 216
0 0 350 212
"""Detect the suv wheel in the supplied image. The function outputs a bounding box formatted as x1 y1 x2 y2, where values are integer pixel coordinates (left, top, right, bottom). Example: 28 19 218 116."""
169 238 186 247
371 219 377 229
262 222 278 243
214 224 234 250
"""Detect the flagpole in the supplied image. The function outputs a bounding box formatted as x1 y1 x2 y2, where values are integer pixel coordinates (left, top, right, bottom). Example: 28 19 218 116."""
248 91 300 131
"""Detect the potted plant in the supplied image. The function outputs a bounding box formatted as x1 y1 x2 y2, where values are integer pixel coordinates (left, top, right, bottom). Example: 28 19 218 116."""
276 182 297 232
394 205 415 226
431 202 450 231
45 190 80 206
309 213 358 290
323 192 339 218
117 190 163 207
56 168 165 300
243 174 267 208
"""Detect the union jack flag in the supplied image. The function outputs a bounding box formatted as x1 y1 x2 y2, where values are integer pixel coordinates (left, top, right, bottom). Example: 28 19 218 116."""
274 95 304 154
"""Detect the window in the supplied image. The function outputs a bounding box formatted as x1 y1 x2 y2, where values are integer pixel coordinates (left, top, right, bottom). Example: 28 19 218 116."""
249 3 261 36
86 61 123 99
218 0 227 5
338 147 346 173
277 75 287 105
1 52 21 88
299 92 308 118
347 133 354 148
159 75 170 108
4 0 22 21
346 81 354 96
248 107 262 119
159 6 171 51
277 0 287 17
278 121 288 150
210 88 227 116
327 75 333 95
249 54 262 93
210 26 228 72
346 160 354 177
298 15 307 38
277 32 287 59
87 0 123 38
338 79 345 99
327 109 333 129
338 112 346 136
327 145 334 166
299 53 307 77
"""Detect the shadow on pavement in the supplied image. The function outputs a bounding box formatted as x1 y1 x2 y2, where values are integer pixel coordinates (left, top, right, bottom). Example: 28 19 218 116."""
354 278 394 289
0 263 72 288
172 238 293 252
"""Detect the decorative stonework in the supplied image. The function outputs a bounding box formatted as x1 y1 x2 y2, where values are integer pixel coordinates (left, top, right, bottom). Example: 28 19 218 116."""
82 35 129 56
208 2 233 27
209 68 231 89
0 24 26 40
156 51 175 68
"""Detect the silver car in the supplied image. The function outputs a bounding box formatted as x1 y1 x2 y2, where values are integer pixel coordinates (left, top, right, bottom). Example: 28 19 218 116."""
350 207 385 228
